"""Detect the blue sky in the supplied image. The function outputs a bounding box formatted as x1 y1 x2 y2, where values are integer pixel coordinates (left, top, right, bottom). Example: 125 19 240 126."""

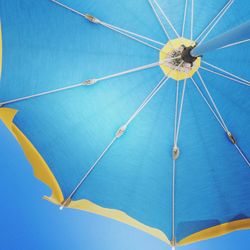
0 120 250 250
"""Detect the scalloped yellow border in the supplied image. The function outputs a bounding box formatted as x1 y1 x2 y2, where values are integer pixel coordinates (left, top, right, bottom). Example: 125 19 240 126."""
0 20 249 245
178 218 250 246
0 107 170 245
1 107 249 246
0 108 64 203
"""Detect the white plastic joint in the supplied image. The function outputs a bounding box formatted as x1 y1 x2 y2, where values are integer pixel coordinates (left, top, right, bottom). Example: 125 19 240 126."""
226 131 236 144
60 198 72 210
116 125 127 138
173 146 180 160
84 14 100 24
171 238 176 248
82 79 97 86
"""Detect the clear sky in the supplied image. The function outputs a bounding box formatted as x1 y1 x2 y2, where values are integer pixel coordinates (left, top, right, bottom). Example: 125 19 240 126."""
0 120 250 250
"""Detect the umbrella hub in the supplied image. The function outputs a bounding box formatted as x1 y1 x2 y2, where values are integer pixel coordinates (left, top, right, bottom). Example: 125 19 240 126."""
160 38 201 80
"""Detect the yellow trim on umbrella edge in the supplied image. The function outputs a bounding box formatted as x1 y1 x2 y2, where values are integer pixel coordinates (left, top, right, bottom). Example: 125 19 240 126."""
0 108 64 203
178 218 250 246
0 107 170 245
1 108 249 246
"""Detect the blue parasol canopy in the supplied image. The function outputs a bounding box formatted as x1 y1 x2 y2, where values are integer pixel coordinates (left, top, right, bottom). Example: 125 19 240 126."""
0 0 250 248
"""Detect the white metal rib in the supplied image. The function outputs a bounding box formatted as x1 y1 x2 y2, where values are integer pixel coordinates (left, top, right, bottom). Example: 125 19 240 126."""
191 0 194 40
201 60 250 86
51 0 162 51
195 0 232 41
182 0 188 37
171 80 179 249
50 0 88 18
192 76 250 168
125 61 184 126
197 0 234 45
234 144 250 167
0 83 83 107
60 63 184 209
60 136 118 210
153 0 180 38
200 66 250 87
99 21 165 46
197 71 229 131
219 38 250 49
100 22 161 51
148 0 172 41
197 72 250 167
173 81 180 145
202 61 250 85
191 77 226 130
175 79 187 145
171 157 177 249
0 60 170 106
125 76 169 126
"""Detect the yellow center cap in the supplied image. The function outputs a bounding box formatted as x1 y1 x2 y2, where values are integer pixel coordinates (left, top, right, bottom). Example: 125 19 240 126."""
160 38 201 80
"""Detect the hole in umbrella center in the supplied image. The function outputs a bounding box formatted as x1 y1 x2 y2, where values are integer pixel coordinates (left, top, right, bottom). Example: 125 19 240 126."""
159 38 201 80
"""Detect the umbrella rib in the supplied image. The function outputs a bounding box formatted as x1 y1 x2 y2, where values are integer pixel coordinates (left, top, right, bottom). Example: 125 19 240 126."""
0 83 84 107
50 0 163 51
182 0 188 37
60 76 169 209
97 59 175 82
50 0 88 18
196 71 250 167
173 81 180 146
195 0 232 42
192 76 250 167
0 60 173 107
197 71 229 131
191 77 226 131
171 157 177 249
175 80 187 146
153 0 180 38
197 0 233 45
191 77 226 130
200 66 250 87
125 62 184 127
147 0 179 52
99 21 165 47
60 63 183 209
99 22 161 51
171 79 187 247
60 136 118 210
190 0 194 40
147 0 172 41
124 76 169 126
219 38 250 49
202 61 250 85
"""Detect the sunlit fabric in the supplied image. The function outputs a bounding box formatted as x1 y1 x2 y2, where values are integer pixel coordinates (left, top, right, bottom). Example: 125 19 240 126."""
0 0 249 247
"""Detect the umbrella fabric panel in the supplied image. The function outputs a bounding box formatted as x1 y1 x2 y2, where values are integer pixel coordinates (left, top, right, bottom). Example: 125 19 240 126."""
0 0 159 102
73 81 178 240
203 40 250 83
59 0 168 44
175 76 250 242
9 66 164 196
0 0 173 240
0 0 250 246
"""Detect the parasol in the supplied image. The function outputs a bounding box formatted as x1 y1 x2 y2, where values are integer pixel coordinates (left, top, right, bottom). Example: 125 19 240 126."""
0 0 250 248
